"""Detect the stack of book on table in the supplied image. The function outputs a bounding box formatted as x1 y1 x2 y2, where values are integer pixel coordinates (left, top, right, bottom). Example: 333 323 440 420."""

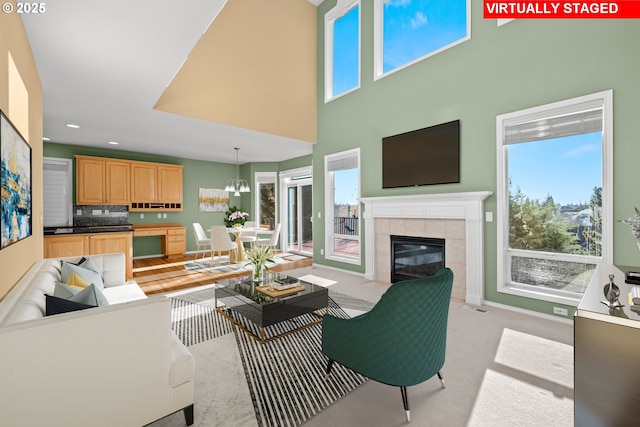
273 276 300 291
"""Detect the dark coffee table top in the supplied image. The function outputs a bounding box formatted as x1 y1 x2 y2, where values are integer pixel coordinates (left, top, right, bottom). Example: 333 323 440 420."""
215 273 328 307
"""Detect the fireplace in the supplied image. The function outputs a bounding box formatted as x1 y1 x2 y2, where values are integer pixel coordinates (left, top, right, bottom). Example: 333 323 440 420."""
391 235 445 282
361 191 492 305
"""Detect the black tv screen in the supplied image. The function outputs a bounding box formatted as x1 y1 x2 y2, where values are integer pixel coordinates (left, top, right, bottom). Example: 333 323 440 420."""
382 120 460 189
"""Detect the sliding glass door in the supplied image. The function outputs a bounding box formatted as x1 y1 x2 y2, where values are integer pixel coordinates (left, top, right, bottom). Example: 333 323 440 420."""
280 168 313 256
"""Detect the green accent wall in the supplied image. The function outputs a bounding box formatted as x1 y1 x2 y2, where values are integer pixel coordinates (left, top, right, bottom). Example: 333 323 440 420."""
315 1 640 317
43 142 312 257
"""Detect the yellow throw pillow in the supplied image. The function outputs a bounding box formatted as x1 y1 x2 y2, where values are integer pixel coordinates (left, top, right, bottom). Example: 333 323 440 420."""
66 272 90 290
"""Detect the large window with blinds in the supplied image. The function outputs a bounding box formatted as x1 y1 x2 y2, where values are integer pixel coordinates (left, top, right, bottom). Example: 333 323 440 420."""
325 148 360 264
496 91 613 305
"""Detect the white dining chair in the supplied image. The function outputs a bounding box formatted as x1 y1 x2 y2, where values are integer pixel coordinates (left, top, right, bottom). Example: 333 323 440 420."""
210 225 237 268
239 221 258 249
255 222 281 251
192 223 211 260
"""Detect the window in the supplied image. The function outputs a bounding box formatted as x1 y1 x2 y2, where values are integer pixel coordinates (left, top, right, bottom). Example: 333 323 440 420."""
496 90 613 305
255 172 277 230
374 0 470 79
325 149 360 263
43 157 73 227
325 0 360 101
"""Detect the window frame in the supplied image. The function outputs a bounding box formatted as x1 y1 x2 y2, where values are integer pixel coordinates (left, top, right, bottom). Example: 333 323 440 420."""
373 0 471 81
496 90 613 306
324 0 361 103
254 172 277 230
324 148 361 265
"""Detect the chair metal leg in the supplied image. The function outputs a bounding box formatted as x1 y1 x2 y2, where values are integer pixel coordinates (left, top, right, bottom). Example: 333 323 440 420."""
401 386 410 422
324 359 334 380
437 371 446 388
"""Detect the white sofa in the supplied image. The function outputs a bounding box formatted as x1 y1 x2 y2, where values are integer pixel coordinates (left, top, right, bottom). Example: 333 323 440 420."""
0 252 195 427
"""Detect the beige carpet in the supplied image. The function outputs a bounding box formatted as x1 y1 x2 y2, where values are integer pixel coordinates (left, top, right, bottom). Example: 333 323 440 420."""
150 266 574 427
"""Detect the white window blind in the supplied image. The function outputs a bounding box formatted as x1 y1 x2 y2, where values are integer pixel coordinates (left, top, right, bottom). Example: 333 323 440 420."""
43 157 72 227
327 154 358 172
505 101 603 145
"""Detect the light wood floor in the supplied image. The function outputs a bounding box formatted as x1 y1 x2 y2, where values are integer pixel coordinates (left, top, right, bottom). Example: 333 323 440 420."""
133 251 313 295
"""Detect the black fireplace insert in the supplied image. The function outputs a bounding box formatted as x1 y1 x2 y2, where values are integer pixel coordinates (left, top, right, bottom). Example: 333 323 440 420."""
390 235 445 283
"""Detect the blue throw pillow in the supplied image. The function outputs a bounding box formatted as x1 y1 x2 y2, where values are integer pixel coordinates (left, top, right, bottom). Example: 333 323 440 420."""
61 262 105 290
53 282 80 299
69 283 109 307
45 294 96 316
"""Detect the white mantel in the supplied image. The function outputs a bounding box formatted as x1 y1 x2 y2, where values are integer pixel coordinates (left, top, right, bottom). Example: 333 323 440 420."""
360 191 492 306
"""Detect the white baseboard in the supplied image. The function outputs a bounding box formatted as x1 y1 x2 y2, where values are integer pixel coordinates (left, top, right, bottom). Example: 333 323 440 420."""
311 262 366 279
483 300 574 325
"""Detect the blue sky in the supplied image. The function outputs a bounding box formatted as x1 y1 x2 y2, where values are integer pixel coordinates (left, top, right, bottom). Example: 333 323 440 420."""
334 168 359 206
382 0 467 73
332 0 468 95
508 132 602 206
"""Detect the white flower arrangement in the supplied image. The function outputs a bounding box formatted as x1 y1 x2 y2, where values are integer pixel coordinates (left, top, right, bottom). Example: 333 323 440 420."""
620 207 640 239
245 244 275 281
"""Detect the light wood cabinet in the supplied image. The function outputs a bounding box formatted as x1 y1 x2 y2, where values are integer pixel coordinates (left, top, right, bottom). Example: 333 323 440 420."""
130 162 157 203
166 228 186 257
130 162 183 211
44 232 133 279
132 224 186 259
76 155 130 205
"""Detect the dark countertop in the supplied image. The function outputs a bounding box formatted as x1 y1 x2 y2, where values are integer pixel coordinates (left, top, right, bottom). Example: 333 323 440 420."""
44 225 134 235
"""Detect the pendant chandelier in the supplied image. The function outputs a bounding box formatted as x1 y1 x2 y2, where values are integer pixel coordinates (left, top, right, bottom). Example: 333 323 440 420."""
224 147 250 196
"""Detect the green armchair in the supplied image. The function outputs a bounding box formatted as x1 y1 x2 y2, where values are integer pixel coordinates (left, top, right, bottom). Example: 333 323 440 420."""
322 268 454 422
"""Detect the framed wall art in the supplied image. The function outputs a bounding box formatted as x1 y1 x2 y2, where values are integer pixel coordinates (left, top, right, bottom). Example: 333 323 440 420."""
198 188 229 213
1 110 32 249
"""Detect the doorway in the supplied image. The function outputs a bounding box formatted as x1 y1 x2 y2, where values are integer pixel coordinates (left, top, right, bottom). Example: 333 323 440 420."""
280 167 312 256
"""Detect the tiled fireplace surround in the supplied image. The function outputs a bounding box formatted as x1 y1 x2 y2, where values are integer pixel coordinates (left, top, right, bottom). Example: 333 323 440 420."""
361 192 492 306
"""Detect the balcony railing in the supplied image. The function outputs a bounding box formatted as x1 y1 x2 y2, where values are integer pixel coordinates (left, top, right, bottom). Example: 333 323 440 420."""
334 216 359 235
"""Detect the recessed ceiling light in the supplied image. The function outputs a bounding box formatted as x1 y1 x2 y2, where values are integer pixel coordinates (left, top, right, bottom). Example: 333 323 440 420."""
66 124 80 129
108 141 119 145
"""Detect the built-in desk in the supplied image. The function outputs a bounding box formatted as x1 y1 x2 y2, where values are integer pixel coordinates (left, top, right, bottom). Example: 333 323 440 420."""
133 223 186 259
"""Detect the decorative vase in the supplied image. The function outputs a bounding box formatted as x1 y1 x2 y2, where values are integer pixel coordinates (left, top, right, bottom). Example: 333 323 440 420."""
234 223 243 229
253 264 264 283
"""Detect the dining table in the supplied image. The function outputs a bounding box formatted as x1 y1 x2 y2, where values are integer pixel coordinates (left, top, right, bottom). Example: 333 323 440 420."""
226 226 272 263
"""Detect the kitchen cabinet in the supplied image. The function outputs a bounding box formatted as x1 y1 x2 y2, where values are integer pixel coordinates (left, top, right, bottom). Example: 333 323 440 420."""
75 155 183 211
130 162 183 211
44 232 133 279
75 155 130 205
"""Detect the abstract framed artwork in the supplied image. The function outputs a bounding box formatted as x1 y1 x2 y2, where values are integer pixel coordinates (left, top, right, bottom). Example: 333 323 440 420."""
1 110 32 249
198 188 229 213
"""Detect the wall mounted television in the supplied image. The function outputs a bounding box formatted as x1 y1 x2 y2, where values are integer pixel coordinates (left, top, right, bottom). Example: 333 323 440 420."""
382 119 460 189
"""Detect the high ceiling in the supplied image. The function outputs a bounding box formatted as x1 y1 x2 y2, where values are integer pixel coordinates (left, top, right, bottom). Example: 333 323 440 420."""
21 0 321 165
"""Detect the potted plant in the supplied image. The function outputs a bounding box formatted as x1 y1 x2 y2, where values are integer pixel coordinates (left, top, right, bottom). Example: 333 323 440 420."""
225 206 249 228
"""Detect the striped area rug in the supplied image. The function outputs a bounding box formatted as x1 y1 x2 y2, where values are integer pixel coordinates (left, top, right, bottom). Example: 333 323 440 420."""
170 293 369 427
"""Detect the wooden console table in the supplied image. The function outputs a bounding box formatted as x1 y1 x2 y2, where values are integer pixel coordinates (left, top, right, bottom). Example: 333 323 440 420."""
132 223 186 259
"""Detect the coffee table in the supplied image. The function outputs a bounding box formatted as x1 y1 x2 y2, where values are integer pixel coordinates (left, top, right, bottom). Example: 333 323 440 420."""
214 273 329 344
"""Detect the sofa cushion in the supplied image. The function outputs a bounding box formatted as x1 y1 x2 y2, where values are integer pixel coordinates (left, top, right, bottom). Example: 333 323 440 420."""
169 333 195 388
61 262 105 290
53 282 79 299
45 294 96 316
69 284 109 307
102 283 147 305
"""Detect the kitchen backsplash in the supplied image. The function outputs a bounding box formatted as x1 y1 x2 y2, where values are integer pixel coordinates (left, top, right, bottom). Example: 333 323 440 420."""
73 205 129 226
